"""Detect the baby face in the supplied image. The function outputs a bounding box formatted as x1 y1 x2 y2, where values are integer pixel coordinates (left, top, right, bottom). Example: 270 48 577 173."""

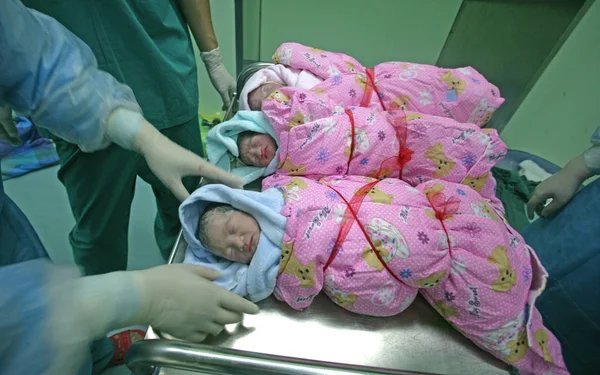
205 210 261 264
239 133 277 167
248 82 283 110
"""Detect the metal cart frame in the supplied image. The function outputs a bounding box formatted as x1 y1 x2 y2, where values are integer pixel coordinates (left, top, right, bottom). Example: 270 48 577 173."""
126 63 510 375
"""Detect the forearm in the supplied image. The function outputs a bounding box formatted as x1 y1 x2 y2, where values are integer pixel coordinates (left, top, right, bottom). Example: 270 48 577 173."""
563 154 595 184
0 260 143 374
71 271 143 338
178 0 218 52
0 0 141 152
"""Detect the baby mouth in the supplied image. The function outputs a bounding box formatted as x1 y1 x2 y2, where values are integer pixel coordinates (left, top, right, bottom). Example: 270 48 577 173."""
243 237 252 253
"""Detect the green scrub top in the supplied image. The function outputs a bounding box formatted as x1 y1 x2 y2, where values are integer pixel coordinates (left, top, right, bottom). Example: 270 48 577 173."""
23 0 199 129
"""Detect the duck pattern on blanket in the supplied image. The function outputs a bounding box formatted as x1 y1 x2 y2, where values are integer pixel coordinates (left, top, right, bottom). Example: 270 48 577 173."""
262 86 507 206
272 43 504 127
264 174 568 375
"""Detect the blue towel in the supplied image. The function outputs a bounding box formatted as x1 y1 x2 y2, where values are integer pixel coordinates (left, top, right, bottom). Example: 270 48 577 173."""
205 111 279 185
1 117 59 180
180 184 286 302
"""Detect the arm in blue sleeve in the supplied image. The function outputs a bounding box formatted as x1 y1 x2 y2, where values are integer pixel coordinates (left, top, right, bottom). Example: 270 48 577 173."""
0 259 141 374
0 0 142 152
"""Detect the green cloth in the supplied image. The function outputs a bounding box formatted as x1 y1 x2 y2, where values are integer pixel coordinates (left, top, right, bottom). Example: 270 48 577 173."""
492 167 540 232
48 117 203 275
23 0 199 129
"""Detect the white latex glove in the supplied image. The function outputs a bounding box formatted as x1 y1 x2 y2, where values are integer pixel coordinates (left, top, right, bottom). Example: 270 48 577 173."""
0 105 20 146
527 154 592 219
41 262 258 373
200 47 236 110
132 264 259 342
105 108 244 201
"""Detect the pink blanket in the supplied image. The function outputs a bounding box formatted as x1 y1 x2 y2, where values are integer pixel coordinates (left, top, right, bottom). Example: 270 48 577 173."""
266 174 568 375
272 43 504 126
262 87 506 205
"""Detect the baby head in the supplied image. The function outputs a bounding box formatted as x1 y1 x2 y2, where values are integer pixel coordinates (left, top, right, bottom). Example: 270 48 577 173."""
237 131 277 167
197 203 261 264
247 82 283 110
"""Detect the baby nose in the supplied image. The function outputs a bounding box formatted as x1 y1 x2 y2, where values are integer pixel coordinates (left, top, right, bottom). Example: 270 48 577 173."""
236 236 245 249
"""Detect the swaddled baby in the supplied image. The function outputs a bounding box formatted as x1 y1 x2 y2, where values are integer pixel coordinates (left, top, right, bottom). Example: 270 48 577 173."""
239 64 322 111
271 43 504 127
181 177 568 375
241 43 504 128
236 87 506 205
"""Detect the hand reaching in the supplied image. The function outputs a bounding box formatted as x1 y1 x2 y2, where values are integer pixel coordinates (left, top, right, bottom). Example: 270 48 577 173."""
527 155 592 219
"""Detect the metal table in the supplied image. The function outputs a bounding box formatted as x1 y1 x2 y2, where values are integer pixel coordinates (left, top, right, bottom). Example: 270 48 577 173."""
128 228 509 375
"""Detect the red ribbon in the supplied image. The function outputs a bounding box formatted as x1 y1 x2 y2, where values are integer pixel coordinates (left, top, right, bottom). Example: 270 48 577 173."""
323 181 403 283
427 191 460 253
345 109 356 174
359 67 387 110
369 110 414 179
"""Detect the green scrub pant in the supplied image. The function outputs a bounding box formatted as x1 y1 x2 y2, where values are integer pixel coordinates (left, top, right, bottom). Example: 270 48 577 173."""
47 116 202 275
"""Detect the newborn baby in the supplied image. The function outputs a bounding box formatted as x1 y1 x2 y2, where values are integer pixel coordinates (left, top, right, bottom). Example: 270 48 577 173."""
239 64 322 111
247 82 283 111
197 202 261 264
236 131 277 167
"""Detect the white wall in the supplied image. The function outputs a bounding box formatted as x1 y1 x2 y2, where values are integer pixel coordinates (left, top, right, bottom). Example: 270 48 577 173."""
501 1 599 167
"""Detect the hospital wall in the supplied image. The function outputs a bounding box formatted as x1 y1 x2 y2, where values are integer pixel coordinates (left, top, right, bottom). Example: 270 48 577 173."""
254 0 463 66
500 0 599 167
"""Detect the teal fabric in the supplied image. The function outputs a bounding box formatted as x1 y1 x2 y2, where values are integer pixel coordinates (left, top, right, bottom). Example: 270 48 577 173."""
23 0 199 129
0 178 114 374
522 179 600 375
491 167 539 232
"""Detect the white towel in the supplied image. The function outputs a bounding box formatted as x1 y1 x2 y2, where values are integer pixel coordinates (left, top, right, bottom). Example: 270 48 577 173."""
206 110 280 185
519 160 553 182
180 184 286 302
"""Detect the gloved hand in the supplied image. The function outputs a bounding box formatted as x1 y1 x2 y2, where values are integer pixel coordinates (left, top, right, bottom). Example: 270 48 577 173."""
132 264 259 342
200 47 236 110
135 118 244 200
527 154 592 219
0 105 20 146
106 109 244 200
30 262 258 373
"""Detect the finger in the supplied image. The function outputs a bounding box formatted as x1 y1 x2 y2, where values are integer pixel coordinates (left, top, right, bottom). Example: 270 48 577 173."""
535 204 545 218
526 191 551 219
202 321 225 336
194 159 244 188
222 96 232 110
188 265 221 281
168 179 191 202
214 309 244 325
215 173 244 189
181 332 208 343
540 199 564 218
220 294 260 315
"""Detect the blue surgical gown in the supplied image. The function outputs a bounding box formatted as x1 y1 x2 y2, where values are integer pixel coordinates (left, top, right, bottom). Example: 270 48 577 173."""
1 0 141 373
